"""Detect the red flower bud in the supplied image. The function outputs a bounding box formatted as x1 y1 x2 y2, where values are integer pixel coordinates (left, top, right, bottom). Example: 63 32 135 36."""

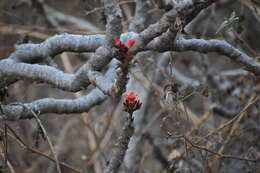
122 92 142 116
115 38 123 47
114 38 137 61
123 92 136 104
126 39 136 49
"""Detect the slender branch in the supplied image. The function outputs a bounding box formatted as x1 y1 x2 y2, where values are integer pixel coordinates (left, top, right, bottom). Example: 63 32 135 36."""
211 103 239 118
104 118 135 173
43 4 101 31
129 0 149 32
170 95 260 163
5 125 82 173
30 110 62 173
181 135 258 162
0 25 50 40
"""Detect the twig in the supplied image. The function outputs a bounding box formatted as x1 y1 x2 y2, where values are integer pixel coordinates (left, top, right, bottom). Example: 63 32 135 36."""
30 110 61 173
0 25 50 40
3 123 8 171
0 147 16 173
5 124 82 173
180 135 258 162
213 94 258 161
170 94 259 162
201 94 259 141
85 107 115 167
85 0 135 16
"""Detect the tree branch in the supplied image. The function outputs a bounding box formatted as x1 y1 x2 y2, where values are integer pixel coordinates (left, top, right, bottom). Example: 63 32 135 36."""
9 34 104 63
128 0 149 32
104 118 134 173
147 38 260 75
0 59 83 92
0 62 118 121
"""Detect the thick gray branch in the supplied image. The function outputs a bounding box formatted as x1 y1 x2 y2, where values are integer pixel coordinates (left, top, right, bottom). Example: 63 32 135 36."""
103 0 123 47
2 0 124 92
0 0 216 92
76 0 123 93
133 0 215 51
10 34 105 63
0 59 84 92
1 34 259 92
0 88 106 121
147 38 260 75
0 62 118 121
0 34 122 91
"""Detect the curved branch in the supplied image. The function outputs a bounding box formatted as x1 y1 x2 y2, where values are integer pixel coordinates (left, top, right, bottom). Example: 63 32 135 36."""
0 34 127 91
1 34 259 92
0 61 119 121
147 38 260 75
0 88 106 121
10 34 105 63
0 59 84 92
0 0 216 92
133 0 216 51
67 0 123 94
2 0 124 92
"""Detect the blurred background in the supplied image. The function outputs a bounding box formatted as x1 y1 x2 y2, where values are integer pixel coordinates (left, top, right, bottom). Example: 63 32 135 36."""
0 0 259 172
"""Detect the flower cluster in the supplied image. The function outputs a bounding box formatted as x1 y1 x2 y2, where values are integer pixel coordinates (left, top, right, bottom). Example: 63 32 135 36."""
123 92 142 119
115 38 136 61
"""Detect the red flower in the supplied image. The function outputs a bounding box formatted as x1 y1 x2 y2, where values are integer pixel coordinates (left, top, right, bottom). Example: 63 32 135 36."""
114 38 137 61
126 39 136 49
123 92 136 104
123 92 142 116
115 38 123 47
115 39 136 49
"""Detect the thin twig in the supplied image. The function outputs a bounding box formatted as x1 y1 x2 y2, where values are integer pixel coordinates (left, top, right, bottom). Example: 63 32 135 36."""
86 106 116 167
3 123 8 171
30 110 62 173
213 94 258 161
85 0 135 16
5 124 82 173
168 94 259 165
201 94 258 141
180 135 258 162
0 147 16 173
